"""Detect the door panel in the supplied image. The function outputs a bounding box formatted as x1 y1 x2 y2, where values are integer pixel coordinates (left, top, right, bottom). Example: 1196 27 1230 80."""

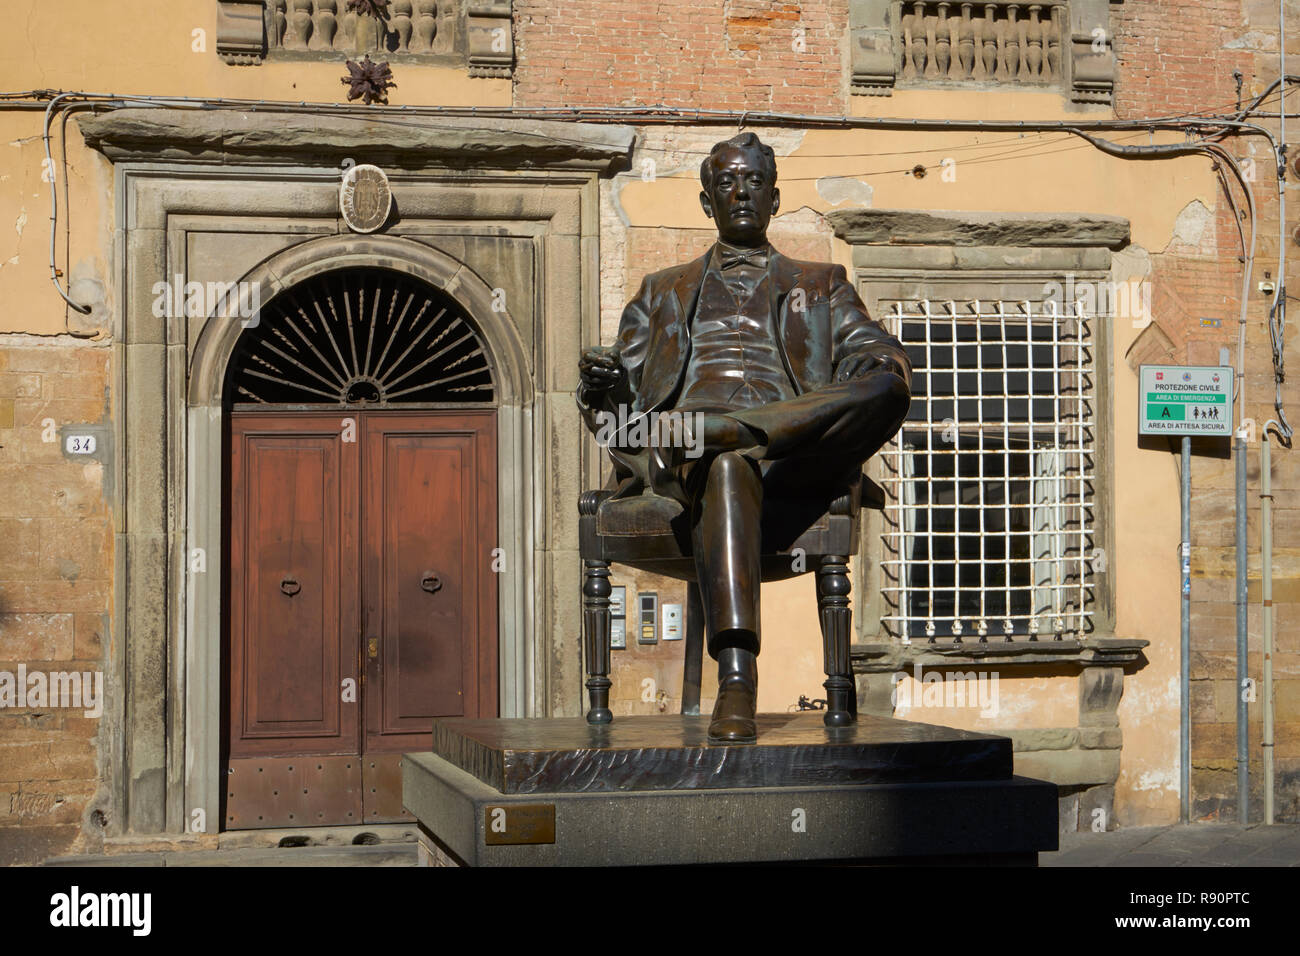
372 428 467 728
224 756 363 829
225 408 496 829
228 414 359 758
362 411 498 757
361 755 408 823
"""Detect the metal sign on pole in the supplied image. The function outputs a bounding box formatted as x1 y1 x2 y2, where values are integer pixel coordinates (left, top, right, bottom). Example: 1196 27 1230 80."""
1139 365 1235 823
1138 365 1235 436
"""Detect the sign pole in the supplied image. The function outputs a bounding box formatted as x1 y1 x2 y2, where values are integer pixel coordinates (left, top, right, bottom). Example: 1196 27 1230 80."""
1139 364 1234 825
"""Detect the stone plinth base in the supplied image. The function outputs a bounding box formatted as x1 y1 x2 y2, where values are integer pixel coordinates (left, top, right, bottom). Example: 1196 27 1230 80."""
404 713 1058 867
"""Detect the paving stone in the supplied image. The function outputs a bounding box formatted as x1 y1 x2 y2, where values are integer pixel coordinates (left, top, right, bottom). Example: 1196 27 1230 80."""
44 843 416 867
1038 824 1300 867
162 844 416 867
45 852 166 867
1232 829 1300 865
1130 826 1244 862
1042 825 1166 865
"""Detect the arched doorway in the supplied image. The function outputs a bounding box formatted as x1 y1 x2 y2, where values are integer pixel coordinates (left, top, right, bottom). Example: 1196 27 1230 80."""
221 266 498 829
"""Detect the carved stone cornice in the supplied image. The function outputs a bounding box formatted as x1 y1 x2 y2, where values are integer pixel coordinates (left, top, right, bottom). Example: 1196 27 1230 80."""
1068 0 1118 105
217 1 269 64
466 1 514 78
853 637 1149 671
828 207 1131 249
76 108 635 172
849 0 897 95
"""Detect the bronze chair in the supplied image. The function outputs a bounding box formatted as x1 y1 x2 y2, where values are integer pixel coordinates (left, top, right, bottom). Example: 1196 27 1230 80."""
578 474 885 729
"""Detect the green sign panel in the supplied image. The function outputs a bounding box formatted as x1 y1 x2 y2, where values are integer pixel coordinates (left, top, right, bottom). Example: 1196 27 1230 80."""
1138 365 1234 437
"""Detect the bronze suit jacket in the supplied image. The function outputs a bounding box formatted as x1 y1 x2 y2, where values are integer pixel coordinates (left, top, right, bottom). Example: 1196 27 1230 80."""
577 244 910 500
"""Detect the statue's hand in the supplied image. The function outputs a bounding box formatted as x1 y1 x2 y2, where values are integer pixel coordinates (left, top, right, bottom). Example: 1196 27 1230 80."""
835 350 908 384
579 346 626 393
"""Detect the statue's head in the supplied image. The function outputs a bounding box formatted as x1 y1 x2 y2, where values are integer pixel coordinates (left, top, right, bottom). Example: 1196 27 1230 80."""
699 133 780 247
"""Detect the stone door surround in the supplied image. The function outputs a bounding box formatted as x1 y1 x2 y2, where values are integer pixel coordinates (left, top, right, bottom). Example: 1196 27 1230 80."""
78 107 632 837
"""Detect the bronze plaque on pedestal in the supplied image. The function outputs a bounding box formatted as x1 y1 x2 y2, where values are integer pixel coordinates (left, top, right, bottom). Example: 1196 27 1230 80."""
484 804 556 845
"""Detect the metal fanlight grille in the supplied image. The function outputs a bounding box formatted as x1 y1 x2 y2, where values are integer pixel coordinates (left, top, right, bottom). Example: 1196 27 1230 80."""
228 267 494 407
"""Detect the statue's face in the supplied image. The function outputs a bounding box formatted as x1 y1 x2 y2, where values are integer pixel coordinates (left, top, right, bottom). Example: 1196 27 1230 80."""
700 146 780 247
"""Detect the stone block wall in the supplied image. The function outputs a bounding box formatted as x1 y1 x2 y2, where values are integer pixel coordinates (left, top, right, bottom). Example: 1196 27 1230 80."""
0 340 114 865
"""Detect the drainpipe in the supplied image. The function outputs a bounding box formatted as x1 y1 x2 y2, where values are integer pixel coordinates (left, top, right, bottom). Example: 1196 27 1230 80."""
1233 141 1251 821
1262 425 1278 824
1180 436 1191 824
1264 0 1287 828
1235 432 1249 823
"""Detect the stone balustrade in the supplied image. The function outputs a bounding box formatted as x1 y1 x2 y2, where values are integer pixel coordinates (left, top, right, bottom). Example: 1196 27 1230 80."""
217 0 515 77
267 0 454 56
897 1 1067 86
851 0 1118 104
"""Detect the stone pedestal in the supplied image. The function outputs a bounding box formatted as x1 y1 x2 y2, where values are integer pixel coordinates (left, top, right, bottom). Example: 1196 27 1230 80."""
404 713 1058 866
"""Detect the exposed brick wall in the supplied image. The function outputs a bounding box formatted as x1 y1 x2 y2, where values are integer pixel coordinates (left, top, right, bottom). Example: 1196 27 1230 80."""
513 0 849 112
0 342 112 864
1112 0 1255 121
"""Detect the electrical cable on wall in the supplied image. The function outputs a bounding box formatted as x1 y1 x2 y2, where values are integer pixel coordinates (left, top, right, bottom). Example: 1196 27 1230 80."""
10 85 1296 436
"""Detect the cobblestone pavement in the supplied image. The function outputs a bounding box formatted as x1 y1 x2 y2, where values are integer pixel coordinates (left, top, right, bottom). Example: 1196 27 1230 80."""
1042 824 1300 866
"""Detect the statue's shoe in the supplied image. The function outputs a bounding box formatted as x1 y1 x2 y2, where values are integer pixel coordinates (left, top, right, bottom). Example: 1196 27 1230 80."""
707 674 758 744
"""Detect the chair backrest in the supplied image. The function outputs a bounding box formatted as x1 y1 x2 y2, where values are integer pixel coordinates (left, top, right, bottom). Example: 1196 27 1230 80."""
859 474 887 512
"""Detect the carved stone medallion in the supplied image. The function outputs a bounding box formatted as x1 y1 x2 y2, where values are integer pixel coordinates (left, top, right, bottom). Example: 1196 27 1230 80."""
340 164 392 233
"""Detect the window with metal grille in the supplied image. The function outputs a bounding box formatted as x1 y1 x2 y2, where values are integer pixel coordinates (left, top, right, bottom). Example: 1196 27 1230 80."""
878 299 1096 642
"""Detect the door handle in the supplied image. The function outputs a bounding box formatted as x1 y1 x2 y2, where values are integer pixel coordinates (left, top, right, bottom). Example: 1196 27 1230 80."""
421 572 442 594
367 637 379 659
280 577 301 597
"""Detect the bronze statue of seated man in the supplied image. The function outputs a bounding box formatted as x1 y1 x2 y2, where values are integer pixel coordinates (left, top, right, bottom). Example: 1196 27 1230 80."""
578 133 911 743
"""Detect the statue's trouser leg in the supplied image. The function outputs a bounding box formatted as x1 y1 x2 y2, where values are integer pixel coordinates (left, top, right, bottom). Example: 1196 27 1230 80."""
690 450 763 658
731 370 911 494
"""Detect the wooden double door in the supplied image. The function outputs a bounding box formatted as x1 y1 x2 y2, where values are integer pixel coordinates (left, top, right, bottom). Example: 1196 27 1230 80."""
223 409 497 829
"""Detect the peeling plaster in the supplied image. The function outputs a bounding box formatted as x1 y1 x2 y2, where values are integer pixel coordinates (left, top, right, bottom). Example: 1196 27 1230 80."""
1224 31 1278 50
1132 768 1179 792
14 207 27 237
1125 674 1182 717
1163 199 1213 254
815 175 874 208
1112 244 1153 283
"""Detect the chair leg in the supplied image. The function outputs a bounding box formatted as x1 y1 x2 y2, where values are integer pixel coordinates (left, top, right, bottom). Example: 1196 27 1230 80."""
817 554 855 727
582 559 613 724
682 582 705 716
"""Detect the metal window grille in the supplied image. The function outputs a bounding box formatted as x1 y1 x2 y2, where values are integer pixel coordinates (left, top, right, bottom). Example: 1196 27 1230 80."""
878 298 1096 642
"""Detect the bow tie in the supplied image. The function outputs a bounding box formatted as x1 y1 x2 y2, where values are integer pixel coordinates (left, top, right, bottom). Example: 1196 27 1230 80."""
719 249 768 271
